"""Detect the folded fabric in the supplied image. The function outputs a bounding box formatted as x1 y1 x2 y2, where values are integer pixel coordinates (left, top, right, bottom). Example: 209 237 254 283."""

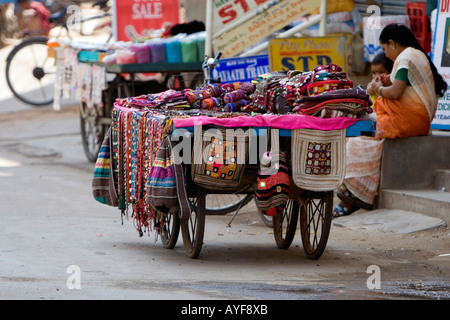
173 114 359 130
294 86 372 107
201 97 222 109
224 99 251 112
223 89 247 103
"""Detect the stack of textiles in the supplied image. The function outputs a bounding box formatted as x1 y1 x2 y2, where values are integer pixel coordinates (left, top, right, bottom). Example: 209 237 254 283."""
292 85 373 118
112 63 372 119
116 89 189 109
115 83 256 113
304 64 353 96
183 82 255 112
249 64 372 119
250 72 287 113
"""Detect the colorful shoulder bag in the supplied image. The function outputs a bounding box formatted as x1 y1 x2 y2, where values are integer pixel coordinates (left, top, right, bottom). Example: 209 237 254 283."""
256 128 290 216
192 126 249 191
92 127 119 207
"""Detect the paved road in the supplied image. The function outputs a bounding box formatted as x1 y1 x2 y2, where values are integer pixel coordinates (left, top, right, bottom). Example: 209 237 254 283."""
0 42 449 302
1 105 449 301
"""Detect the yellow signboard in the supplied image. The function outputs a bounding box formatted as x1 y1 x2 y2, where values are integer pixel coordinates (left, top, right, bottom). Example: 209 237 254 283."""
214 0 320 58
269 36 349 72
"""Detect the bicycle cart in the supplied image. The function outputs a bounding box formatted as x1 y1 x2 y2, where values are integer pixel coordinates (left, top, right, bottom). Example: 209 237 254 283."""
98 81 375 260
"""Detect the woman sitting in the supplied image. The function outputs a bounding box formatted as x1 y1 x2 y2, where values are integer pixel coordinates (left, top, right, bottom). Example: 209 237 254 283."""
333 23 448 218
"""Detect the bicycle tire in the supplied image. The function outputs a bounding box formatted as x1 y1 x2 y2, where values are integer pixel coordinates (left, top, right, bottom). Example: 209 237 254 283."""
160 210 180 249
79 100 107 162
299 191 333 260
5 37 56 106
205 193 254 215
181 187 206 259
273 199 299 249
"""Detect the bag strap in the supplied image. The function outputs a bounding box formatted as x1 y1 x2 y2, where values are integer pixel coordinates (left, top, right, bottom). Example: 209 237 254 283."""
270 128 280 154
167 135 191 219
107 127 119 207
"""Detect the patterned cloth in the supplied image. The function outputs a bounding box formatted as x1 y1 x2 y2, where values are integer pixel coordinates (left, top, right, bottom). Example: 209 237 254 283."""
291 128 346 191
340 137 384 205
92 128 118 206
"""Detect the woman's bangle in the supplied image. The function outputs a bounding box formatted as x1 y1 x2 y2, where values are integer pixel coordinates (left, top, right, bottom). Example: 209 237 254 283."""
377 86 384 96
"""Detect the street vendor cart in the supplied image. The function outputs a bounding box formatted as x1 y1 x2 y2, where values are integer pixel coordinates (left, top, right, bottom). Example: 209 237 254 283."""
92 64 376 260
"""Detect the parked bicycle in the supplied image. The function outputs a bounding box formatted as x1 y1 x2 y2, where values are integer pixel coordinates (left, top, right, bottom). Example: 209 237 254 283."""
5 0 111 106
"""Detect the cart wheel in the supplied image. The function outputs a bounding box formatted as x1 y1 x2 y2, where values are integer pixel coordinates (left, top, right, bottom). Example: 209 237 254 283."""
205 194 253 215
5 37 56 106
80 101 106 162
80 76 129 162
180 187 206 259
272 199 299 249
299 191 333 260
254 198 273 227
160 210 180 249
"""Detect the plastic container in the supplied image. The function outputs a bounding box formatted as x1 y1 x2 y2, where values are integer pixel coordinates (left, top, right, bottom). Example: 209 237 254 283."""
165 37 182 63
406 2 431 53
196 37 205 62
115 49 137 64
130 43 151 64
180 37 198 63
146 39 166 63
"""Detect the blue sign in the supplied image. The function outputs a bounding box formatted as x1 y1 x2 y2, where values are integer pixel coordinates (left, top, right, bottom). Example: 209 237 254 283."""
212 54 270 84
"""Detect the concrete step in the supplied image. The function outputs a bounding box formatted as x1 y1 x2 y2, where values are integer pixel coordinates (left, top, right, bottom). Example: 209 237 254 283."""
380 133 450 190
433 169 450 192
380 189 450 224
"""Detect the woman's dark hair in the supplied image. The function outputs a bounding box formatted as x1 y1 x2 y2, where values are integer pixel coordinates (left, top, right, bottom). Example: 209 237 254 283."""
379 23 447 97
372 52 393 74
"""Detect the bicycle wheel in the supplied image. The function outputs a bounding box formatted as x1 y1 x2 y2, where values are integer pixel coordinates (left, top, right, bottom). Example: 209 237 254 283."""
299 191 333 260
80 76 129 162
160 210 180 249
180 187 206 259
205 194 253 215
80 101 106 162
6 37 55 106
272 199 299 249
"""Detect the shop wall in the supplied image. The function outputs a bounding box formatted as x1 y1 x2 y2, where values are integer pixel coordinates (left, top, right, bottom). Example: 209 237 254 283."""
179 0 207 23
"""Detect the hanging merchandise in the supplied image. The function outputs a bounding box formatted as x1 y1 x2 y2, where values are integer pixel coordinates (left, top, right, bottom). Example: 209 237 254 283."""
256 128 290 216
291 128 346 192
145 135 178 212
92 128 119 207
192 126 249 191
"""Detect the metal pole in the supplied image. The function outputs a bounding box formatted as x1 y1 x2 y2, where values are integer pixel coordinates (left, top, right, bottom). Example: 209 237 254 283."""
319 0 327 36
205 0 213 58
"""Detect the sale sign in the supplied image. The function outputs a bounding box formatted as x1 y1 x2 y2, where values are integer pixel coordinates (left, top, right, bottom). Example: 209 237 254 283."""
113 0 180 41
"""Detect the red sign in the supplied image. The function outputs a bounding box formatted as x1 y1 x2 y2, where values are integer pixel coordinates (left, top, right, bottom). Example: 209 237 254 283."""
113 0 180 41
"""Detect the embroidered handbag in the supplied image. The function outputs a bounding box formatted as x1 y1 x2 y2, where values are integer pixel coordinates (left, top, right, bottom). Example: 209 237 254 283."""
145 135 178 212
256 128 290 216
92 127 119 207
192 126 249 190
291 128 346 191
145 135 191 218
